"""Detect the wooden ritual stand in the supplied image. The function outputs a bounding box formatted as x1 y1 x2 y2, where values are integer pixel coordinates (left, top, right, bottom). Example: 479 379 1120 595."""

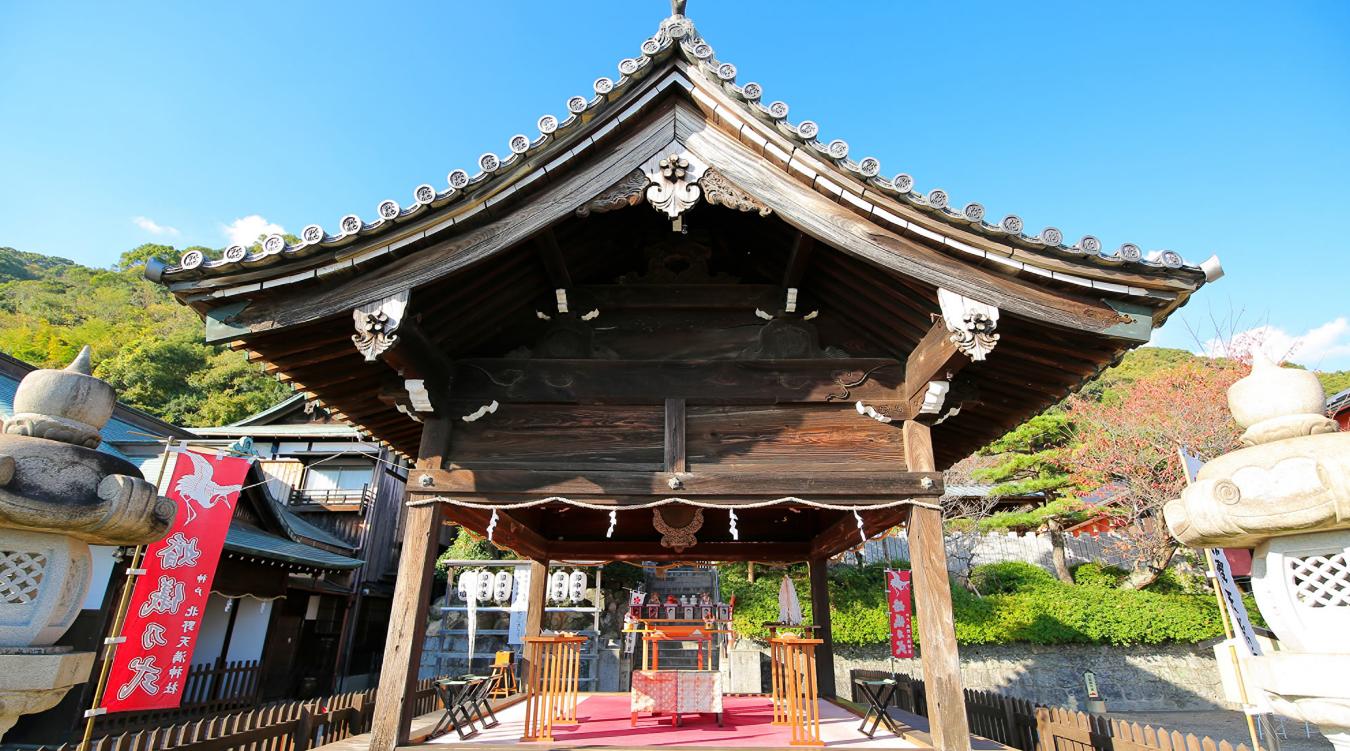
766 624 820 725
521 634 587 742
770 636 825 747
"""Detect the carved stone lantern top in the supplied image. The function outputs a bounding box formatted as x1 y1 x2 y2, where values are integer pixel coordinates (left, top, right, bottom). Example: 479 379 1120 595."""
1228 350 1338 447
4 346 116 450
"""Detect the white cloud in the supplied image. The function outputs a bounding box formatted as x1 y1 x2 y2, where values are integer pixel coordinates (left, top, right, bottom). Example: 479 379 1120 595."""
132 216 179 236
1203 318 1350 369
221 215 285 247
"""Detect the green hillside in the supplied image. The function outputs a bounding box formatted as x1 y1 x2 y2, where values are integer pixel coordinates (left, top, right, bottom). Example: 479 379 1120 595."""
0 243 288 427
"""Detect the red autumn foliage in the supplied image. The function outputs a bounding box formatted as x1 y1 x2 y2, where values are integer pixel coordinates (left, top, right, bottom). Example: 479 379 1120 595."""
1066 357 1246 588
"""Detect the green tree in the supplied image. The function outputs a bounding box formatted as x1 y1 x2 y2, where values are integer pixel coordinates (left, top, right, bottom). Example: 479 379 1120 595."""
972 412 1090 583
115 243 180 272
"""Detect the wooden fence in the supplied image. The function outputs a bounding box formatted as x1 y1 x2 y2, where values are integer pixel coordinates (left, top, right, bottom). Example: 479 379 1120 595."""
90 661 263 737
45 679 444 751
1035 706 1251 751
848 669 1250 751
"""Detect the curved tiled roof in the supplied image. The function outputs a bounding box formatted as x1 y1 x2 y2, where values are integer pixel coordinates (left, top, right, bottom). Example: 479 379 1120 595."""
155 11 1218 287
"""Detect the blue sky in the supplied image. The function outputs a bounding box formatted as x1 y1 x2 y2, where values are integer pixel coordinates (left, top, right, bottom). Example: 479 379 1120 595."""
2 2 1347 368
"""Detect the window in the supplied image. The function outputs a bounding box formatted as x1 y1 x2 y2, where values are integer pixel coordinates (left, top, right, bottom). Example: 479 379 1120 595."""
303 463 373 493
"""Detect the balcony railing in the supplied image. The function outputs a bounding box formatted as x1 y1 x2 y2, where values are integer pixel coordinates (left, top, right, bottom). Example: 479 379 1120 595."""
289 485 375 511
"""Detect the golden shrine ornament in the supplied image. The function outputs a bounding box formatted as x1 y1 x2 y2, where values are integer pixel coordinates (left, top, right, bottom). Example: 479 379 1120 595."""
653 507 704 552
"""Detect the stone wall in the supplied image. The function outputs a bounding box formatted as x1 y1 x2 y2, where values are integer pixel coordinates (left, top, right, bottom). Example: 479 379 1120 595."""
828 642 1232 712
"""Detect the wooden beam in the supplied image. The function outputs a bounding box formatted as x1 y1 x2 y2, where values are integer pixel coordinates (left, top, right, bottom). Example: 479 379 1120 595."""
902 420 971 751
579 284 779 311
381 317 454 391
370 416 451 751
809 506 908 560
905 319 964 399
782 232 816 289
664 398 686 473
451 358 906 405
548 540 811 562
532 229 572 289
808 558 836 699
413 468 942 498
434 504 550 561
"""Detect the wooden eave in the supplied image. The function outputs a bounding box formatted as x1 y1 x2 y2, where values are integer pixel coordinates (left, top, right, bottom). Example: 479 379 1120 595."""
155 15 1213 309
152 12 1221 469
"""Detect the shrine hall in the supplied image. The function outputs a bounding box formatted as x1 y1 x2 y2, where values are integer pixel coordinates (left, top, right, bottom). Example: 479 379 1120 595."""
148 3 1219 750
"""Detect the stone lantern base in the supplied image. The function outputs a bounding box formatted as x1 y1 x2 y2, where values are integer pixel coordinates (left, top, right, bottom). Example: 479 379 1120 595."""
0 649 95 737
1247 653 1350 751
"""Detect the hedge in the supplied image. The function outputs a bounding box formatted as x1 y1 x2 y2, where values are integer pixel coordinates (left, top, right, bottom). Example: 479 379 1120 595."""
719 560 1242 647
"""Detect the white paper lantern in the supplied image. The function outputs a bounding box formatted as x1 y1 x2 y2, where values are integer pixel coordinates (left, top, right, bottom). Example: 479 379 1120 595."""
494 570 513 603
549 570 570 602
457 571 474 602
476 570 494 603
568 570 587 602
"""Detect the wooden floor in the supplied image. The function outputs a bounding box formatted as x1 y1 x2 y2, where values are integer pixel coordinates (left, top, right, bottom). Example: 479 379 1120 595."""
311 693 941 751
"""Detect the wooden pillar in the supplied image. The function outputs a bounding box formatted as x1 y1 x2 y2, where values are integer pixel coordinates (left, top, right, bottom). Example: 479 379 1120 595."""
370 415 451 751
520 558 550 679
903 420 972 751
807 557 836 699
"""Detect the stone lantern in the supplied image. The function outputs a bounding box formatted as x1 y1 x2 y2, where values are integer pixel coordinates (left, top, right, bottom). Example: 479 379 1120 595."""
1164 353 1350 750
0 348 174 737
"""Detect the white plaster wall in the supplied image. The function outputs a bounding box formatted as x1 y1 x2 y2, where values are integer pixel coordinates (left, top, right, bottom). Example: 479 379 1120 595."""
192 593 232 667
81 545 118 610
224 598 272 663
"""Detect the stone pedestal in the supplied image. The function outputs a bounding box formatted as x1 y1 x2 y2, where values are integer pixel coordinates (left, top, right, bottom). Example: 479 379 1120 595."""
0 651 95 737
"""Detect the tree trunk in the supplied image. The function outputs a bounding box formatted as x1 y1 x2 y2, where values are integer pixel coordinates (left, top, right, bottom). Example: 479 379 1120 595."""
1047 520 1074 583
747 561 755 583
1122 544 1178 590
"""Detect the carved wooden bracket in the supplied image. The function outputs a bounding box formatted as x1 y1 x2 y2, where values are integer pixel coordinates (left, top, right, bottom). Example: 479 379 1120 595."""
352 290 410 362
575 170 649 217
938 288 1000 361
700 168 771 216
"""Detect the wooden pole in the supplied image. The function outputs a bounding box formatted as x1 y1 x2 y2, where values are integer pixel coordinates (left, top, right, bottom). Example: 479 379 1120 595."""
807 558 836 699
520 559 550 678
370 415 451 751
903 420 972 751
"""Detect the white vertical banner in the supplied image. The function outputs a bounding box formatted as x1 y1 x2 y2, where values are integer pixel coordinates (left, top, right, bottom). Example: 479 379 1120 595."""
508 567 529 645
1179 445 1273 717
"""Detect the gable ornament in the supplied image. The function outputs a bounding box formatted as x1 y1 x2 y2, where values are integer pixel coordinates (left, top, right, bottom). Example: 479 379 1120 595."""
643 150 707 231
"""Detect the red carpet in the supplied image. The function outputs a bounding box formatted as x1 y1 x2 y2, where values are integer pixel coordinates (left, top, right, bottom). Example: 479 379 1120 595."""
537 695 794 746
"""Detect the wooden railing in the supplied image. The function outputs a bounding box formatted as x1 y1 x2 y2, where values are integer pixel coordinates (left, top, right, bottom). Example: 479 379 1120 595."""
44 689 375 751
289 486 375 510
848 669 1250 751
45 678 452 751
1034 706 1250 751
89 661 263 737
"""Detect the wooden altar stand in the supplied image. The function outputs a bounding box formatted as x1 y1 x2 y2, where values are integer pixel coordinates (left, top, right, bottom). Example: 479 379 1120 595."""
771 635 826 747
520 634 586 742
766 625 821 727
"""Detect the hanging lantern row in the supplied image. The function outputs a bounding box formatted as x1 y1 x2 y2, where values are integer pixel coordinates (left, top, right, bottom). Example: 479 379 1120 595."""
456 569 515 605
548 569 589 604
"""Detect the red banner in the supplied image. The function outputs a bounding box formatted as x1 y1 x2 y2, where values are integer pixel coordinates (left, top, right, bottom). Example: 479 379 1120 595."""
101 449 250 713
886 569 914 658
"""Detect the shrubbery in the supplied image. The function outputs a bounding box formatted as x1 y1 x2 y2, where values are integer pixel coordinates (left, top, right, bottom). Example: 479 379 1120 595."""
719 560 1237 647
